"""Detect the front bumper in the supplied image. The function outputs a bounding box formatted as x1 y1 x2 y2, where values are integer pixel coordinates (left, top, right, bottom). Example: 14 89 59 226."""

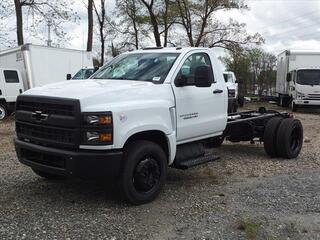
15 139 123 179
294 99 320 106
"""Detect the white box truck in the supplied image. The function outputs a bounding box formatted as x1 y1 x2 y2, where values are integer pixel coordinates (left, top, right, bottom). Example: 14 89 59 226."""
0 44 93 119
276 50 320 111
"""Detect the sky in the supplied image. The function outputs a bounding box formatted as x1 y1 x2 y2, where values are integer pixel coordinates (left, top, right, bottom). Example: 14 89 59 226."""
1 0 320 58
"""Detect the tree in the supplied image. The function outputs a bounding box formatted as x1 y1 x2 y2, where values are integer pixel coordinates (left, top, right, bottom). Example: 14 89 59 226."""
175 0 263 49
138 0 177 47
223 47 277 96
13 0 78 46
93 0 108 66
115 0 147 49
87 0 94 51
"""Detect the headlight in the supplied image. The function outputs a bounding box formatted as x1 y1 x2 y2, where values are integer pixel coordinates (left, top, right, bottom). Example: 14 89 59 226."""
228 89 236 98
83 113 112 126
81 112 113 145
296 91 305 99
83 131 113 145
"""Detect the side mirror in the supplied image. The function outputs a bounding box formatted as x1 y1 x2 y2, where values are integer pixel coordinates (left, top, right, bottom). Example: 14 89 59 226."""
66 74 72 80
286 73 291 82
194 65 213 88
175 74 188 87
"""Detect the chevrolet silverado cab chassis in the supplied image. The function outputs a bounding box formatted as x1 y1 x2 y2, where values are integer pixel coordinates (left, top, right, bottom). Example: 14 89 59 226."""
14 47 303 204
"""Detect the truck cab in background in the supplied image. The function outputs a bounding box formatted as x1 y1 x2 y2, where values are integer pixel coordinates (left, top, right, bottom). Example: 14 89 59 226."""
223 71 238 113
0 68 24 119
277 50 320 111
287 68 320 111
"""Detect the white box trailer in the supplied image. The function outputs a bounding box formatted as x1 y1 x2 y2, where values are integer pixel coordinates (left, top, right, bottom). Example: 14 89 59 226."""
276 50 320 111
0 44 93 119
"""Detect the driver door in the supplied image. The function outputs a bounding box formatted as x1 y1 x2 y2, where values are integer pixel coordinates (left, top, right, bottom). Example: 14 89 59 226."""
172 51 227 143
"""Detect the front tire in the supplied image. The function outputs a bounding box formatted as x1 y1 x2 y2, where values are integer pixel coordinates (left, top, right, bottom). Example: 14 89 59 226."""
0 104 8 120
206 136 224 148
120 140 167 205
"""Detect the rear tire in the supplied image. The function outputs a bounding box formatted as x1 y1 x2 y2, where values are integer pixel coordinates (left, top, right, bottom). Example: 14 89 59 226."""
0 104 8 120
120 140 167 205
32 169 65 180
276 118 303 159
263 117 283 157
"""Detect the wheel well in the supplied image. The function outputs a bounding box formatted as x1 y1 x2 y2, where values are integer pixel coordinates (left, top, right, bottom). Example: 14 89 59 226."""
124 130 169 160
0 98 6 105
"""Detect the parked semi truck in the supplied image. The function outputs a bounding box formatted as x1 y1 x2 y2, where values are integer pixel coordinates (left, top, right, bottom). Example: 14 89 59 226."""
15 47 303 204
0 44 93 119
276 50 320 111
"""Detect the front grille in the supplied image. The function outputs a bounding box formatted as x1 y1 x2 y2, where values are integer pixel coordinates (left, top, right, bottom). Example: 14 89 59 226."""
16 95 81 149
16 100 75 116
305 94 320 100
16 122 76 147
228 89 236 98
21 148 66 169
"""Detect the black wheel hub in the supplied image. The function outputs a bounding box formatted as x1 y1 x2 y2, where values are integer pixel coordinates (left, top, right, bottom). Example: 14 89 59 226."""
133 157 160 193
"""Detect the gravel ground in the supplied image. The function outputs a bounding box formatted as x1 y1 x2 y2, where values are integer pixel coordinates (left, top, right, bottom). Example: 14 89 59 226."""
1 104 320 240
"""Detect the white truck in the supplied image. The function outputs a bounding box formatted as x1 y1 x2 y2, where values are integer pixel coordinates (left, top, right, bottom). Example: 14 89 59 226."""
276 50 320 111
0 44 93 119
223 71 239 113
15 47 303 204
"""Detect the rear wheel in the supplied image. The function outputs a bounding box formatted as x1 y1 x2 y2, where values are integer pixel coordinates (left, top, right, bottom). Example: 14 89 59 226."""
32 168 65 180
120 140 167 205
276 118 303 159
263 117 283 157
0 104 8 120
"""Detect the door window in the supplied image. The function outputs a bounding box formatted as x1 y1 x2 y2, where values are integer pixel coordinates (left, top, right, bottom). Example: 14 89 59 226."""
176 53 214 86
4 70 19 83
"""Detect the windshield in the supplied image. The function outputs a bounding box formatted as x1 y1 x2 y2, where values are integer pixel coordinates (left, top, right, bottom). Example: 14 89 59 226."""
297 70 320 85
92 53 179 83
73 69 95 80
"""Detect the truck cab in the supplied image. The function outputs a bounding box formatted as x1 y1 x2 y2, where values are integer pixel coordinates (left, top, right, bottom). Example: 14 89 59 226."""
0 68 24 119
223 71 238 113
287 68 320 111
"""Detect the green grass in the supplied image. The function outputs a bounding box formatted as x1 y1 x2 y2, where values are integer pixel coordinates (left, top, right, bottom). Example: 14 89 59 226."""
238 218 261 240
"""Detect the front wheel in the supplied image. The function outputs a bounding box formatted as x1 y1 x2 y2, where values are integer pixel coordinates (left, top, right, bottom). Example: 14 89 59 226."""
0 104 8 120
120 140 167 205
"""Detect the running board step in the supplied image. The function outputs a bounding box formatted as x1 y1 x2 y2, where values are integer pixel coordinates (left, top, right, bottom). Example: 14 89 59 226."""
173 154 220 170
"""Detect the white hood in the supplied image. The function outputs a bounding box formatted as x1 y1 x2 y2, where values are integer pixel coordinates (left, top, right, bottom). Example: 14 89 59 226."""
24 79 175 112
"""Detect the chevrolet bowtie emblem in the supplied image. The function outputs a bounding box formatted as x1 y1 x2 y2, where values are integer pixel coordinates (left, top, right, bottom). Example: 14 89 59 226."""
31 110 49 122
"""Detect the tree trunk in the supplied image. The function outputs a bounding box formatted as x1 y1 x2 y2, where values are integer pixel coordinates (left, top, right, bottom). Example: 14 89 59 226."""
86 0 93 51
100 27 104 66
149 12 161 47
14 0 24 46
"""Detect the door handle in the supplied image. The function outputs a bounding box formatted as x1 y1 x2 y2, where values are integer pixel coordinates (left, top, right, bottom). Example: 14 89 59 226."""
19 89 23 94
213 89 223 94
0 89 2 95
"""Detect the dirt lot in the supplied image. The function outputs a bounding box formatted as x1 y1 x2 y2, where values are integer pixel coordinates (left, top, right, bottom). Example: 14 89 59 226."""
1 103 320 240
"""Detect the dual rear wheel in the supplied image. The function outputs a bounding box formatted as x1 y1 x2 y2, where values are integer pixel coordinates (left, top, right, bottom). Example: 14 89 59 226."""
264 117 303 159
